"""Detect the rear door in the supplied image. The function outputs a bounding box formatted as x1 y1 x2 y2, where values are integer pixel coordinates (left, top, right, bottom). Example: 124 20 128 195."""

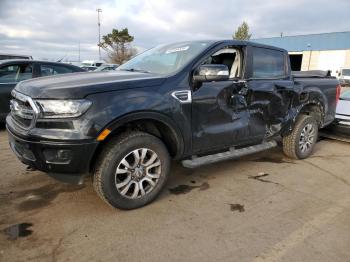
0 62 33 119
245 46 295 137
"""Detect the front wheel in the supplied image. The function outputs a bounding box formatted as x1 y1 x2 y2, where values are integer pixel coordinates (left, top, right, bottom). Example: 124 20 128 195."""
282 115 318 159
93 132 171 209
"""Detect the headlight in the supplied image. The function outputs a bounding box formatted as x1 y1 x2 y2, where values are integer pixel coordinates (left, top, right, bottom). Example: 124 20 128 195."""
35 99 92 119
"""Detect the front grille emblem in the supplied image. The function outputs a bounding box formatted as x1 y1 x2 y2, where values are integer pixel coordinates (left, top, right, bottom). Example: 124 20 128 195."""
10 90 40 130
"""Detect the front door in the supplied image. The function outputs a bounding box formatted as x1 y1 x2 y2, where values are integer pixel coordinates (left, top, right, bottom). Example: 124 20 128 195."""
191 45 264 154
191 79 253 153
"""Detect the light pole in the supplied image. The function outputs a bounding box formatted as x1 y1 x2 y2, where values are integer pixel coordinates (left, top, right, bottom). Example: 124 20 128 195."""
78 41 80 62
96 8 102 60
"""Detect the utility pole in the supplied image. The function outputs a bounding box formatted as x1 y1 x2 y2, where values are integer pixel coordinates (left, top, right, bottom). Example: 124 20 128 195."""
78 41 81 62
96 8 102 60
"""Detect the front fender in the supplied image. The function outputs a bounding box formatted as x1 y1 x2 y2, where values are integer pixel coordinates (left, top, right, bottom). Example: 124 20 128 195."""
85 88 190 158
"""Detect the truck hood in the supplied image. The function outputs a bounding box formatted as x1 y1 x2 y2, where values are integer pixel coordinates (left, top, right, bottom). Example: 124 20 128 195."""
14 71 166 99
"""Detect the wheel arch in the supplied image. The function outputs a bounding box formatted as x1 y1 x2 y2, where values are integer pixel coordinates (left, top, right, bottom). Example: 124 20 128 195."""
298 87 328 126
90 111 185 172
299 101 325 127
281 93 326 137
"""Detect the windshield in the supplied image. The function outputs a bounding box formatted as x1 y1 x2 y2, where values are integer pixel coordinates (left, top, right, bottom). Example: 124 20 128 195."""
340 90 350 101
118 41 212 75
341 69 350 76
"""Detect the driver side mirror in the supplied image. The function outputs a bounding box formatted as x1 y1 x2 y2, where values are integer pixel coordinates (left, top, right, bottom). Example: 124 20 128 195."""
193 64 229 82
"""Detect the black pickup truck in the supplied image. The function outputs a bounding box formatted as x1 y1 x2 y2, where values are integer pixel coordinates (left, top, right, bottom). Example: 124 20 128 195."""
6 40 340 209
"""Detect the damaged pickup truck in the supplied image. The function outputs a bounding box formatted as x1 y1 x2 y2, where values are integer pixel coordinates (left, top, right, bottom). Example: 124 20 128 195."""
6 40 340 209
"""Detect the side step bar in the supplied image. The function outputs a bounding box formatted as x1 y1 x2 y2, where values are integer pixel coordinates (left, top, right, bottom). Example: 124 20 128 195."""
182 141 277 168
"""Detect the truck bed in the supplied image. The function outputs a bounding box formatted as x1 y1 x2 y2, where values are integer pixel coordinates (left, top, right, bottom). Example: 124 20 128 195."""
292 70 333 78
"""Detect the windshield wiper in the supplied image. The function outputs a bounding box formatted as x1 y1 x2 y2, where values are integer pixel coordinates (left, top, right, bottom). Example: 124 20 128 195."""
119 68 151 74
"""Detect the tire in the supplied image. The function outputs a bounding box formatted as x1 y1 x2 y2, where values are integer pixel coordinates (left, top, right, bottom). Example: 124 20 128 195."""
93 131 171 209
282 114 318 159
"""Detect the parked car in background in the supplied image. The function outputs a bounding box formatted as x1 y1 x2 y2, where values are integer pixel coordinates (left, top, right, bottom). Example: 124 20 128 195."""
327 89 350 136
81 66 98 72
6 40 339 209
94 64 119 72
0 53 33 60
337 68 350 86
0 60 85 121
81 60 105 67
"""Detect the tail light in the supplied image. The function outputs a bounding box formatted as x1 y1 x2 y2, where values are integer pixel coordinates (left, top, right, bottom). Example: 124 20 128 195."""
336 84 341 105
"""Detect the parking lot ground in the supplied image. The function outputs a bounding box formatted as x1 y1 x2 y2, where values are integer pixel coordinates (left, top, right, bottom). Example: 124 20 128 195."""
0 126 350 262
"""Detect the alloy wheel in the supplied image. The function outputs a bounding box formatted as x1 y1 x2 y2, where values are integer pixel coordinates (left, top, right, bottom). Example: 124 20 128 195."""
115 148 161 199
299 123 316 153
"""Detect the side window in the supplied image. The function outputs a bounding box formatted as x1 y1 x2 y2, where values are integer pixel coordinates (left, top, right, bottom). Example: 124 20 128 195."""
0 65 20 83
41 64 74 76
252 48 285 78
17 64 33 81
0 64 32 83
202 47 241 78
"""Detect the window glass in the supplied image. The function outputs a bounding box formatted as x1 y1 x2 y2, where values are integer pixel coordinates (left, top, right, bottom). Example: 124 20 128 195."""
41 64 74 76
0 65 20 83
341 69 350 76
252 48 285 78
118 41 212 75
0 64 32 83
16 64 33 81
340 90 350 101
202 48 240 78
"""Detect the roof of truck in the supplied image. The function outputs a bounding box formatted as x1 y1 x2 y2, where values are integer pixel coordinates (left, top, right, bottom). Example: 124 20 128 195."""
214 39 287 52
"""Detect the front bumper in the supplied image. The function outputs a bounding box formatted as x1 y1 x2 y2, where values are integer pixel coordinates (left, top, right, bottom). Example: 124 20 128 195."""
6 124 99 176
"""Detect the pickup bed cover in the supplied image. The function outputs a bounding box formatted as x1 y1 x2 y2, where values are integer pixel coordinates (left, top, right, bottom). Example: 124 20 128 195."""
292 70 333 78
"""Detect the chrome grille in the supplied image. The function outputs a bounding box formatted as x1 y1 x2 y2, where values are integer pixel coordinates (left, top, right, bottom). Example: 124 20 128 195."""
10 90 40 130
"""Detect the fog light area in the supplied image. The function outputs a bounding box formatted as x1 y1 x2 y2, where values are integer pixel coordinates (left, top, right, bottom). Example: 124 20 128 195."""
43 149 72 164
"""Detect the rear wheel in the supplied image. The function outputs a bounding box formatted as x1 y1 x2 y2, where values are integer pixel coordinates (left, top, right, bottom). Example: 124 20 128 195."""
93 132 171 209
282 115 318 159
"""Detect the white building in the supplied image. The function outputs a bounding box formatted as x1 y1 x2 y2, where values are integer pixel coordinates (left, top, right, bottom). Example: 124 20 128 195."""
254 31 350 76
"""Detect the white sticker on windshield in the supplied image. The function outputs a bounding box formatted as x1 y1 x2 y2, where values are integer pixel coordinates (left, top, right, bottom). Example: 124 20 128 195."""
165 46 190 54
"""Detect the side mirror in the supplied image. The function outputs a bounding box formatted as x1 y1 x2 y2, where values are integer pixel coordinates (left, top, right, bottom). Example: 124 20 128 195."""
193 64 229 82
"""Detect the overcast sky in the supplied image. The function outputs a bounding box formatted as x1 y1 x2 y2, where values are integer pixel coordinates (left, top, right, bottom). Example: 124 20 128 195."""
1 0 349 61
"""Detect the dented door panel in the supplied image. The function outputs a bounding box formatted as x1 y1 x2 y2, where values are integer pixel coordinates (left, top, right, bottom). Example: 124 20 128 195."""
246 79 299 137
192 81 251 153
